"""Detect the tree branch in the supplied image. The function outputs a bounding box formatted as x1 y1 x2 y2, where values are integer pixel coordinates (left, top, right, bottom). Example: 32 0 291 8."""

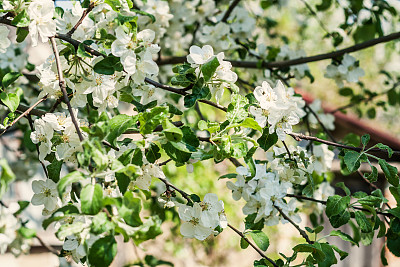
274 205 313 244
221 0 241 22
66 2 95 36
49 37 84 142
289 132 400 157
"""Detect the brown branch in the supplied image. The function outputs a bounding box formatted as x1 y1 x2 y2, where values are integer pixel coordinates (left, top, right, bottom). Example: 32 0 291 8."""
305 105 337 142
288 132 400 157
157 176 193 204
35 235 59 256
0 96 47 136
66 2 95 36
274 205 313 244
286 193 392 217
155 31 400 69
49 37 84 142
227 224 278 266
221 0 241 22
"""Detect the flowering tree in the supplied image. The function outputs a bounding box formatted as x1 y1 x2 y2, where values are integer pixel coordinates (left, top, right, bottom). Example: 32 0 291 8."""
1 0 400 266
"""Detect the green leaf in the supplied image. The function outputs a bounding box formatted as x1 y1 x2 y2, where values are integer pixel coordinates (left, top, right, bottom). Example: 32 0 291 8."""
91 212 114 235
162 142 192 164
335 182 350 196
11 9 30 27
355 211 372 233
240 237 249 249
240 117 262 132
339 87 353 96
145 143 161 163
249 230 270 251
0 159 16 198
293 243 325 262
106 114 137 145
47 160 63 183
13 201 30 216
144 255 174 267
88 235 118 267
376 143 393 158
139 107 168 135
16 28 29 43
316 0 332 11
81 184 103 215
57 171 85 196
57 222 85 239
0 92 20 112
2 72 22 89
162 119 183 142
18 227 36 239
364 165 378 183
329 210 351 228
104 0 122 11
118 191 142 227
330 230 358 246
326 195 350 217
115 173 130 195
361 134 370 148
77 43 93 58
257 130 278 151
331 244 349 260
379 159 399 186
226 94 249 123
93 56 124 75
201 57 220 81
132 9 156 23
343 150 361 172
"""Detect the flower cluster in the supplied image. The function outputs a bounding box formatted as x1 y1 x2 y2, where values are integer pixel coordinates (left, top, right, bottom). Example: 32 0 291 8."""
111 27 160 83
30 111 86 162
325 54 365 88
0 204 32 256
177 193 227 240
226 164 300 226
250 80 305 140
187 45 238 102
28 0 57 47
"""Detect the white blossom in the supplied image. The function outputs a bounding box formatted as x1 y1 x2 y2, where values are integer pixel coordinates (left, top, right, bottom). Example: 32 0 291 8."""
0 26 11 53
31 179 59 212
28 0 57 47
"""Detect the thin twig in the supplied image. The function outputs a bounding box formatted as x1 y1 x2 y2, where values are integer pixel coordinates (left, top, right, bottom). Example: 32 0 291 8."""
157 177 193 204
286 193 392 217
35 235 59 256
282 140 292 160
0 96 47 136
288 132 400 156
221 0 242 22
66 2 95 36
274 205 313 244
227 224 278 266
49 37 84 142
305 105 337 142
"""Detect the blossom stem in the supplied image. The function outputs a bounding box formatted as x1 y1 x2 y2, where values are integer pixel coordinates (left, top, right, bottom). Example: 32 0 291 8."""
274 204 313 244
227 223 278 267
66 2 95 37
49 37 84 142
221 0 242 23
157 176 193 204
35 235 59 256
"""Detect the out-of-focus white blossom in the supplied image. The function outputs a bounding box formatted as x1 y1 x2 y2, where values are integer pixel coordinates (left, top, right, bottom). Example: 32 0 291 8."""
28 0 57 47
